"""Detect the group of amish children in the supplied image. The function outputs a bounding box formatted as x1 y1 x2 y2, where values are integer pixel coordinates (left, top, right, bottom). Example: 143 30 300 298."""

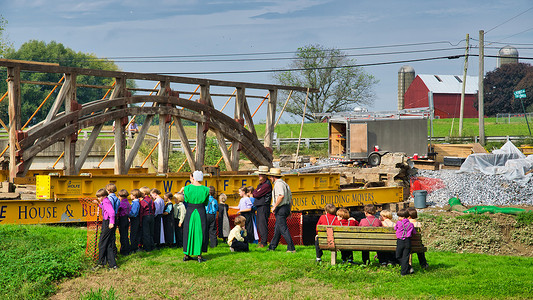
92 183 189 270
314 203 428 275
93 182 237 270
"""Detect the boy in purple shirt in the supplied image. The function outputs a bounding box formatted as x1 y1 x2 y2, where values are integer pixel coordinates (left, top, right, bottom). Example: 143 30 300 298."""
106 183 120 257
93 188 117 270
394 208 415 276
117 189 132 255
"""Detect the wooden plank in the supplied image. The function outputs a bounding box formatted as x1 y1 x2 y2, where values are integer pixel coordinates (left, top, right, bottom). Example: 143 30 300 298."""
125 115 154 173
64 73 77 176
75 123 103 174
318 242 426 252
231 87 245 171
317 225 396 233
195 85 209 170
111 77 126 175
7 66 21 181
319 238 424 247
157 81 170 173
213 129 233 171
172 116 196 172
0 59 318 93
349 123 367 153
242 95 257 138
318 232 398 240
318 239 424 247
264 89 277 150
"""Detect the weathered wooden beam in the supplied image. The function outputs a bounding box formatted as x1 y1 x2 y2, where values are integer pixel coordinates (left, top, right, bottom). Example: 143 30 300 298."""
0 59 318 93
64 73 78 175
158 81 170 173
213 129 233 171
75 123 103 174
44 74 70 125
173 116 196 172
264 89 278 150
7 66 21 182
242 96 257 138
112 77 127 175
195 85 209 170
231 87 245 171
125 115 154 173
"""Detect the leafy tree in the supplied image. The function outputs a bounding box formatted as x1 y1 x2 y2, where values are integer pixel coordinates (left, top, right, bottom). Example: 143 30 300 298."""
0 40 135 126
0 15 12 57
483 63 533 116
273 44 378 122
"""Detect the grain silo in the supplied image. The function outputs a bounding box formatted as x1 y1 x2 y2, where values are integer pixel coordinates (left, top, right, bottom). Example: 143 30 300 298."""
398 65 415 110
497 45 519 67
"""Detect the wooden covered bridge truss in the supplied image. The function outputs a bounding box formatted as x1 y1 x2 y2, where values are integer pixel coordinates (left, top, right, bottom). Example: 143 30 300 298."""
0 59 314 181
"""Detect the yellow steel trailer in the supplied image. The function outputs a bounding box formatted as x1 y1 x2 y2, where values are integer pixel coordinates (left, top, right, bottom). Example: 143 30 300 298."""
0 172 403 225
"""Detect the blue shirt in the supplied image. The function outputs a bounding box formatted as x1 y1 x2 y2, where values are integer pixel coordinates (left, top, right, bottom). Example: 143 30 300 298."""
108 193 120 214
206 195 218 215
129 199 140 217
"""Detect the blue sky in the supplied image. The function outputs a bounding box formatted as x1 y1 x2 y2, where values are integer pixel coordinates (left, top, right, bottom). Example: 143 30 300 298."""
2 0 533 121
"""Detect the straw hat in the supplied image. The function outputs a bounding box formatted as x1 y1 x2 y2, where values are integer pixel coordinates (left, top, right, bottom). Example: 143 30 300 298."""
268 167 283 177
253 165 270 175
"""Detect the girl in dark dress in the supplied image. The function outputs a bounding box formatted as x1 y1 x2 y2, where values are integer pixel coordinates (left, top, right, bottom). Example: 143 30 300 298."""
162 192 175 247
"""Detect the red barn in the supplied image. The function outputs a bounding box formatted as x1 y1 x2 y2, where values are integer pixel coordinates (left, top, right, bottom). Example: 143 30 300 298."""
403 74 479 118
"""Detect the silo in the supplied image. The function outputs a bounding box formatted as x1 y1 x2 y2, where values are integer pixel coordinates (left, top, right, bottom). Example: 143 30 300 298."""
497 45 519 67
398 65 415 110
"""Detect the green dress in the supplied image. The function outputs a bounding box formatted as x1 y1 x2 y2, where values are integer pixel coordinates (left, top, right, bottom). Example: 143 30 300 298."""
183 184 210 256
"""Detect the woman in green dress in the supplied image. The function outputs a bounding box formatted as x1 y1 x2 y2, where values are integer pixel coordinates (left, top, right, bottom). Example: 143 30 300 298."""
181 170 210 262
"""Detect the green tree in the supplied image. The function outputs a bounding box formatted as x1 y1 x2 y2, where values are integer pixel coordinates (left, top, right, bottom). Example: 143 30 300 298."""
273 44 378 122
483 63 533 116
0 15 12 57
0 40 135 126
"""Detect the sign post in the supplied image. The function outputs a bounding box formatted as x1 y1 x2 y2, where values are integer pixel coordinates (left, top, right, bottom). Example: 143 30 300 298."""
514 89 531 136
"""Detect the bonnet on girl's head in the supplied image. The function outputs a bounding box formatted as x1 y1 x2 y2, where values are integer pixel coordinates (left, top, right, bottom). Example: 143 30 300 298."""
192 170 204 182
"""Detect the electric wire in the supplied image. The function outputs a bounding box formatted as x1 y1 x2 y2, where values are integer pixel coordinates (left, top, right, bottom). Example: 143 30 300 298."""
485 5 533 34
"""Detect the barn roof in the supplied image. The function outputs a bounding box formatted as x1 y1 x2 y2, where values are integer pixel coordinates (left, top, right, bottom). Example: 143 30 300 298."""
418 74 478 94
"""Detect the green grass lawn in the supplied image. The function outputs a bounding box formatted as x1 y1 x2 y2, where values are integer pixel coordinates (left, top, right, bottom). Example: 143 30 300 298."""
253 118 533 139
1 224 532 299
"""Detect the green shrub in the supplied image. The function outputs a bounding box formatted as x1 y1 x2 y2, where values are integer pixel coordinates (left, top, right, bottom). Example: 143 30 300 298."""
515 211 533 227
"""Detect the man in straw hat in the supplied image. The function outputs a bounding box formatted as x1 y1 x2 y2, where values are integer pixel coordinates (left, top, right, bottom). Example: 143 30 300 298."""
252 166 272 248
267 168 296 253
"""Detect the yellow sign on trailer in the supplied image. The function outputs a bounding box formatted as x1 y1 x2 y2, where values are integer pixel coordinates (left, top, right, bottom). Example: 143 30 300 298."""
0 172 403 225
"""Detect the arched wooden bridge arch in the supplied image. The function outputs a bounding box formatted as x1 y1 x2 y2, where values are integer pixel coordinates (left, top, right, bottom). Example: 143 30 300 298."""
1 59 316 180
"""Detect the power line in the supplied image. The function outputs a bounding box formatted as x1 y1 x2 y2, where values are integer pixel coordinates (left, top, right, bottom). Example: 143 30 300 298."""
158 55 464 75
471 38 533 46
486 5 533 34
155 53 533 76
66 47 463 64
56 40 467 62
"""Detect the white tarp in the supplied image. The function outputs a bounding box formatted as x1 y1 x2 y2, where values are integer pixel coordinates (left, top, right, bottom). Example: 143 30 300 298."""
459 141 533 184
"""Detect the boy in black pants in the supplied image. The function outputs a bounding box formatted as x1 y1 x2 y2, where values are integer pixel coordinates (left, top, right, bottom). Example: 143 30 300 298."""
394 209 415 275
93 188 118 270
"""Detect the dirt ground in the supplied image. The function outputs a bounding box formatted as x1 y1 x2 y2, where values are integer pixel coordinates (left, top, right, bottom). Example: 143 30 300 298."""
417 205 533 257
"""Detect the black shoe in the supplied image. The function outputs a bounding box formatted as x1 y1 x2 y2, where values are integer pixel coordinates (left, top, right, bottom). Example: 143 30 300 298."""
183 255 193 262
197 256 206 263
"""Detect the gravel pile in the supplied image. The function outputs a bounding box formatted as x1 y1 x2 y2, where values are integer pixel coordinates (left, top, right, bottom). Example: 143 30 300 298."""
414 169 533 207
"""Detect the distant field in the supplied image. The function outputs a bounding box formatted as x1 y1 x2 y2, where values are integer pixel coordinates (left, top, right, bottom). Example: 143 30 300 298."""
96 117 532 139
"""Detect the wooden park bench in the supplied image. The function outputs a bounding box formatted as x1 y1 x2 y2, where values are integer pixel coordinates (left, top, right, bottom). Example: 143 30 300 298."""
317 225 427 265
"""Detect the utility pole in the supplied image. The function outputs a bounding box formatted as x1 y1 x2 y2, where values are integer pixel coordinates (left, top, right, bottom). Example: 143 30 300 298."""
459 34 469 137
478 30 485 145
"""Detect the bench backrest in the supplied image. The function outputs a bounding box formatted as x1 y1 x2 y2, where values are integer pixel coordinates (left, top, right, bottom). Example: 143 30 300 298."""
317 225 426 253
